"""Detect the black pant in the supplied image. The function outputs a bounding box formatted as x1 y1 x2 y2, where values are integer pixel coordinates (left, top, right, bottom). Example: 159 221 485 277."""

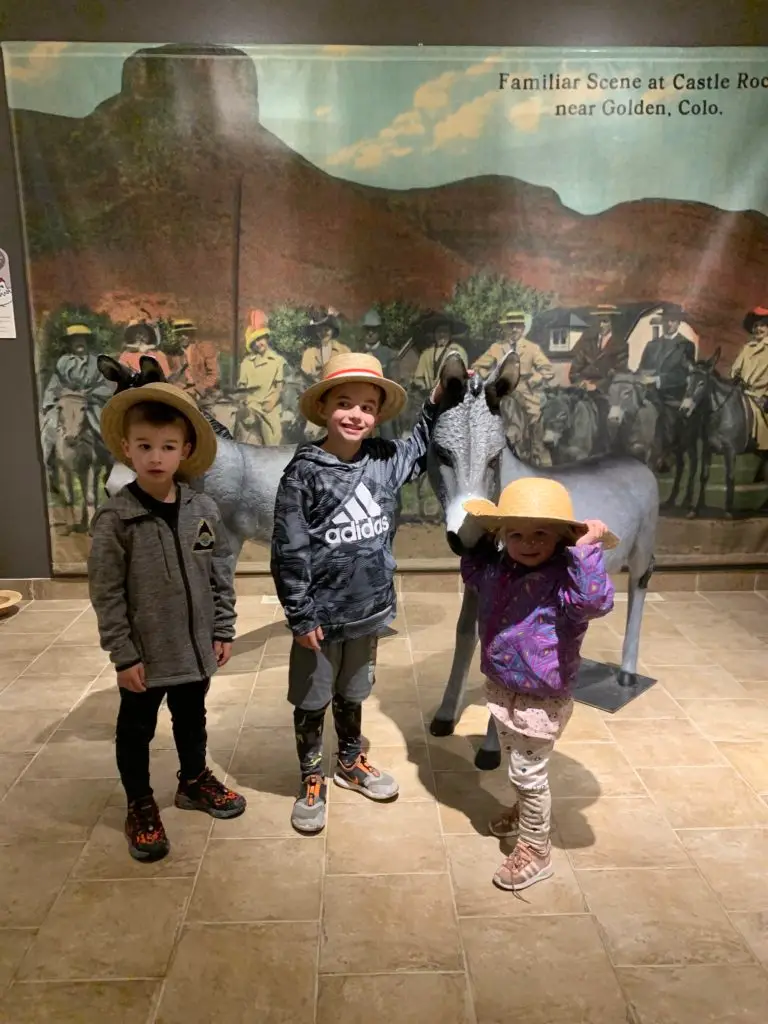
293 693 363 780
116 680 209 803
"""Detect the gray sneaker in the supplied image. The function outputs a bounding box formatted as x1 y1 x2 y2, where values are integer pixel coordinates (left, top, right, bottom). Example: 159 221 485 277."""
291 774 327 835
333 754 399 801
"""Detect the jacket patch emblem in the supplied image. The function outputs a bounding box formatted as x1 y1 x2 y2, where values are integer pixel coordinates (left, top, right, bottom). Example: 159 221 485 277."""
192 519 215 553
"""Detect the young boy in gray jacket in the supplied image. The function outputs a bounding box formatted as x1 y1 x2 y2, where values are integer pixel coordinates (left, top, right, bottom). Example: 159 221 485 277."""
89 382 245 862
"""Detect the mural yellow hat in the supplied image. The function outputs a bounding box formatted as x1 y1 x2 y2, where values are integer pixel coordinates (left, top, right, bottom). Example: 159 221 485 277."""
463 478 619 548
499 310 527 325
65 324 93 337
299 352 407 427
172 319 197 333
100 382 217 479
245 325 270 346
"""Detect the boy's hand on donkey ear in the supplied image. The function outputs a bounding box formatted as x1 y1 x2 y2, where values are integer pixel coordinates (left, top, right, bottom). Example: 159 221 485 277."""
577 520 610 547
214 641 232 667
296 626 324 651
117 663 146 693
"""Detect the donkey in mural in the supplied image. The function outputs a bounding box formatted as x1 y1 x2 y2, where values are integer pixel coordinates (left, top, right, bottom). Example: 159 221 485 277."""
56 389 112 533
428 353 658 769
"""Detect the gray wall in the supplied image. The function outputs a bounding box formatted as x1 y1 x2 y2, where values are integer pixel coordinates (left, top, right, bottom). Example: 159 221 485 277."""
0 0 766 579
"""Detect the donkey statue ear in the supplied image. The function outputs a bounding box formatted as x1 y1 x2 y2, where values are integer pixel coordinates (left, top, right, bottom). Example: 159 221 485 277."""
439 351 469 409
138 355 167 384
98 354 136 392
485 351 520 414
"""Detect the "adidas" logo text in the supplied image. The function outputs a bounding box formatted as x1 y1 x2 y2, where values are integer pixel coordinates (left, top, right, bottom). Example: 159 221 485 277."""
325 482 390 546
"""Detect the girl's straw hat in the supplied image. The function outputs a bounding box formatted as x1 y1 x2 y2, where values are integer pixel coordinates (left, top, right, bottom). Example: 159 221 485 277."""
100 382 217 479
299 352 406 427
464 478 619 548
0 590 23 615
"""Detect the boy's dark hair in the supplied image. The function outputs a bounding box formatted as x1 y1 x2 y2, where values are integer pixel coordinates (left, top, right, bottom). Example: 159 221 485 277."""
123 401 195 449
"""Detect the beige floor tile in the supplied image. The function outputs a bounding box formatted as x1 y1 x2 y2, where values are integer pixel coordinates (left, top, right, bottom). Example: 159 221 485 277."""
565 703 613 740
187 838 322 922
462 915 627 1023
242 688 293 729
730 912 768 966
446 833 585 916
0 754 33 798
72 805 208 880
414 653 483 688
212 774 306 838
0 610 81 635
676 624 766 652
252 659 289 689
0 708 64 754
704 591 768 612
616 965 768 1024
23 726 118 779
0 931 35 993
434 769 512 835
415 683 485 721
0 843 83 927
605 719 725 768
427 734 487 772
0 778 115 843
0 661 29 688
402 598 462 627
716 740 768 793
638 767 768 829
156 922 317 1024
376 638 413 669
726 650 768 682
327 800 444 875
25 646 108 678
361 697 427 748
678 698 768 742
597 685 685 720
56 619 102 645
553 796 690 869
654 665 750 699
0 675 93 712
0 980 158 1023
201 672 255 705
551 742 644 799
578 867 752 966
228 727 300 775
218 643 264 675
679 829 768 912
0 635 58 660
19 878 191 980
317 973 473 1024
640 638 712 667
59 688 118 729
321 874 462 973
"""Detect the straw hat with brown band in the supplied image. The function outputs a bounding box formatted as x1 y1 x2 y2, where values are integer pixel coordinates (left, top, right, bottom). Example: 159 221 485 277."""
463 478 619 548
0 590 23 615
100 382 218 479
299 352 407 427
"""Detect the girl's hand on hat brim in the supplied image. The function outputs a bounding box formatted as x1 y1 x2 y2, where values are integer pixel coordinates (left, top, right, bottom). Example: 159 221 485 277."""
576 519 610 547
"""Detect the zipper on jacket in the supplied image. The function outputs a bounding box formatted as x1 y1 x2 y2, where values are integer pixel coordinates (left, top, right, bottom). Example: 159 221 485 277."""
171 514 207 680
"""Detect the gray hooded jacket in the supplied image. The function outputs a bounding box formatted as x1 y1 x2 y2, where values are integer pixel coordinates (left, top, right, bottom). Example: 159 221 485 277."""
88 483 236 687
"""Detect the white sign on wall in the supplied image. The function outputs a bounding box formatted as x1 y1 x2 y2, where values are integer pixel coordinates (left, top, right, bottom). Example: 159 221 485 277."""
0 249 17 339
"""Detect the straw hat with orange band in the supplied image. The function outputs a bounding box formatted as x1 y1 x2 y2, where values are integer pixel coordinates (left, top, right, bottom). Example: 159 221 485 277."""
298 352 407 427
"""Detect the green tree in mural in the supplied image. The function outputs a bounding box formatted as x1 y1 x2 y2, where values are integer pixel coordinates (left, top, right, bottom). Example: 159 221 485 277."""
267 305 312 362
374 299 426 352
39 305 123 377
445 273 556 343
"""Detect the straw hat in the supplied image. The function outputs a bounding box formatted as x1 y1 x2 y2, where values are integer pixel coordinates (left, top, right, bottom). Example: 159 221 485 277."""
0 590 23 615
589 304 621 319
171 318 197 334
498 310 527 326
463 478 619 548
100 382 217 478
63 323 93 339
245 325 270 347
299 352 406 427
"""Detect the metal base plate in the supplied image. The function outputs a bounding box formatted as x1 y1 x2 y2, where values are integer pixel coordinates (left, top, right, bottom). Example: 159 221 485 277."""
574 659 657 713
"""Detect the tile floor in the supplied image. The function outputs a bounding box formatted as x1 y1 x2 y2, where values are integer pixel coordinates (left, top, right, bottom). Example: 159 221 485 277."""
0 588 767 1021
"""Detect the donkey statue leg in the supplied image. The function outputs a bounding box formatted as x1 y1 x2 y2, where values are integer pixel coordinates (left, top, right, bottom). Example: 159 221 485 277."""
429 584 479 737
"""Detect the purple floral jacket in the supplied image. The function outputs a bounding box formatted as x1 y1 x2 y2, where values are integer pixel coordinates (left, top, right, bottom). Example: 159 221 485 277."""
461 538 614 698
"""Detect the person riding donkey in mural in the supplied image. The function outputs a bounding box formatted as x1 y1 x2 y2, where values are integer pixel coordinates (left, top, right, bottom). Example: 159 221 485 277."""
473 310 555 465
235 312 286 446
40 323 114 486
568 304 629 393
88 380 246 863
731 306 768 455
637 302 696 469
413 312 469 398
301 309 350 380
271 352 444 836
119 321 172 379
168 319 220 400
456 478 615 891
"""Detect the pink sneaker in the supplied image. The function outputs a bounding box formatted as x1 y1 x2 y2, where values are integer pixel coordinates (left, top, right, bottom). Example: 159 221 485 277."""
493 840 553 891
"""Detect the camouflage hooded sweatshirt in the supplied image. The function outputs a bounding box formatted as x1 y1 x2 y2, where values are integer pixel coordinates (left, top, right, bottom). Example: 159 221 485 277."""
88 483 236 687
270 400 438 640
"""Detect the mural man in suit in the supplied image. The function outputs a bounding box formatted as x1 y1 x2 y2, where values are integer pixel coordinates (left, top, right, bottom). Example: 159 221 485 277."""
568 304 629 393
732 306 768 451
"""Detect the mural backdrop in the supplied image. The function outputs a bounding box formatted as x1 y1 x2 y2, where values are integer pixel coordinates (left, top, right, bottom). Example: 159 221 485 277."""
4 42 768 571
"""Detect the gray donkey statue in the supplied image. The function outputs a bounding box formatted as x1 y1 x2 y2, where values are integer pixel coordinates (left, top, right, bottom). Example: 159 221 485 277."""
101 352 658 771
429 352 659 768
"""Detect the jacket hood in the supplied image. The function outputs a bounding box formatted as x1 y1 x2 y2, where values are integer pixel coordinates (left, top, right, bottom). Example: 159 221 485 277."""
283 441 372 474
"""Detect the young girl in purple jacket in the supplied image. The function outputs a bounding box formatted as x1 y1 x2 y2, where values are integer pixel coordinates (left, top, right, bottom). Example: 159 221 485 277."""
459 477 616 892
